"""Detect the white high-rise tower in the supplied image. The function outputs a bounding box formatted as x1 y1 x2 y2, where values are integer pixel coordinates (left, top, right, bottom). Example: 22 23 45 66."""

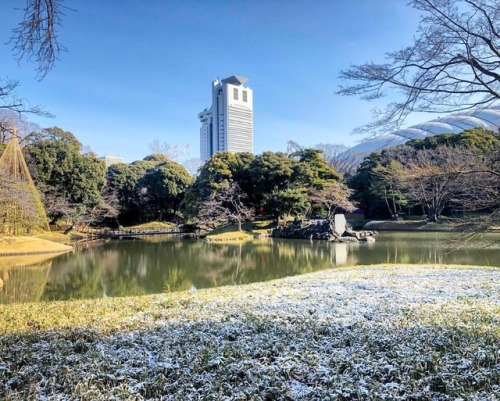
199 75 253 161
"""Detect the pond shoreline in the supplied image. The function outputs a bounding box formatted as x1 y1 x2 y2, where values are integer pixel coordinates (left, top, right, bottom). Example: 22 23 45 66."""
1 232 498 304
202 219 499 243
0 236 73 256
1 264 498 399
362 219 500 233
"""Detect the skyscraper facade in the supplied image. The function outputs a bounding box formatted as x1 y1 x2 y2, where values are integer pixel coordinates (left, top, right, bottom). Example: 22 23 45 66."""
199 75 253 161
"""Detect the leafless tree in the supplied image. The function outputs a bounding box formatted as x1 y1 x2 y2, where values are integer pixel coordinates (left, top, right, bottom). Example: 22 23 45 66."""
308 181 356 220
148 139 190 162
315 143 360 177
10 0 66 79
1 1 64 115
182 157 202 176
82 203 120 229
0 110 42 144
337 0 500 135
0 79 49 118
79 187 121 229
196 182 255 231
36 183 75 224
378 145 499 222
194 197 228 231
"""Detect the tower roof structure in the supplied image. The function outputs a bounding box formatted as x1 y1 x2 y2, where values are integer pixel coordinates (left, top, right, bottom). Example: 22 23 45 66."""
221 75 249 86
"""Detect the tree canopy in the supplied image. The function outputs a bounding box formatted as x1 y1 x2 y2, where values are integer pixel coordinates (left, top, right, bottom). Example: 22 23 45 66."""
24 127 106 223
349 128 500 221
185 149 352 226
106 155 193 225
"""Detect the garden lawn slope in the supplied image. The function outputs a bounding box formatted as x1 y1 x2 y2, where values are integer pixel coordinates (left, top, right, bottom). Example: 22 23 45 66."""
0 236 73 256
0 265 499 400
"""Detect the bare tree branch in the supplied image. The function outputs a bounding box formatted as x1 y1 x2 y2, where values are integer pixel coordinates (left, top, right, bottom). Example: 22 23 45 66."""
0 110 43 144
10 0 67 79
376 145 499 222
338 0 500 136
314 143 360 177
0 78 52 119
195 182 255 232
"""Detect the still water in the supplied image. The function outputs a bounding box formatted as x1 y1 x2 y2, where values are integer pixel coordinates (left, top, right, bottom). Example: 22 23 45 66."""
1 232 498 304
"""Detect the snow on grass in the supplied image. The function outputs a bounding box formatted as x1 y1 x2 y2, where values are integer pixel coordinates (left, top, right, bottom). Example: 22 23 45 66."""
0 265 499 400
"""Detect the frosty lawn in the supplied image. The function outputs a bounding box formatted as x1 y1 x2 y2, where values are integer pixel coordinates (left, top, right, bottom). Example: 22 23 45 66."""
1 265 499 400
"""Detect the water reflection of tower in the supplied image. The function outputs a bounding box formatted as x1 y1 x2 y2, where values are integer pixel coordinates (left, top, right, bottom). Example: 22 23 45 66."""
335 243 348 265
331 242 363 267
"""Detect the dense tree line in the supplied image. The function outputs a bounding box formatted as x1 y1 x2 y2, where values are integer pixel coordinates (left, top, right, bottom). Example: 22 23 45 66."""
1 123 498 231
185 149 353 229
349 128 499 222
25 127 107 228
8 128 353 230
106 154 193 225
0 126 192 229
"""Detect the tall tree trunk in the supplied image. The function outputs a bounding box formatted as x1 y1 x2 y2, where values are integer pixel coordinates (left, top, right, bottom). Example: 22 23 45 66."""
427 208 438 223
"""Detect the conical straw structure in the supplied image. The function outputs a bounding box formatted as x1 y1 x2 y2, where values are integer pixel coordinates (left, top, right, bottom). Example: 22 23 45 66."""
0 128 50 235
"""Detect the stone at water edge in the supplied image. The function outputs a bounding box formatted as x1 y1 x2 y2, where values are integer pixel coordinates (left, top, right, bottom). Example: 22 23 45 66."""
334 214 347 236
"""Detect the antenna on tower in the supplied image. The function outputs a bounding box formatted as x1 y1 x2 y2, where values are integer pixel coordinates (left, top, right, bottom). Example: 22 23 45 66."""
287 140 304 154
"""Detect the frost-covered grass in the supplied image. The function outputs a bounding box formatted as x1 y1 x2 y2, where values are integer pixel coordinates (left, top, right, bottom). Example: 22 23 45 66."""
0 265 499 400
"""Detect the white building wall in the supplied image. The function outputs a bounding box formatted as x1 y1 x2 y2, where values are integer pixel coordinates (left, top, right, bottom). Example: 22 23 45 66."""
198 109 212 161
99 156 125 168
225 83 253 154
199 76 253 161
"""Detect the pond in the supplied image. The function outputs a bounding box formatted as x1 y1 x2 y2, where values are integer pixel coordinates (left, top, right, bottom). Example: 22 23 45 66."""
0 232 498 304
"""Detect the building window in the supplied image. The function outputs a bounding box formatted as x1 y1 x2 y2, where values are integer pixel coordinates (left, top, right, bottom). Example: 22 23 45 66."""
233 88 238 100
243 90 247 102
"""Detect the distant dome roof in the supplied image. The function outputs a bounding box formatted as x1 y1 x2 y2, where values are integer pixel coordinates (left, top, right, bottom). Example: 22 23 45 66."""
345 105 500 157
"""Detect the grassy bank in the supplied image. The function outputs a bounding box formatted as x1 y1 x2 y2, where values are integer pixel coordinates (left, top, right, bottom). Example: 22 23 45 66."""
205 220 273 242
0 236 73 256
124 221 176 231
363 215 500 232
0 265 498 399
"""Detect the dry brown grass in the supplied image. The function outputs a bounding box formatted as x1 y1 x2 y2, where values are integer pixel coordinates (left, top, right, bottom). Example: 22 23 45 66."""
0 236 73 256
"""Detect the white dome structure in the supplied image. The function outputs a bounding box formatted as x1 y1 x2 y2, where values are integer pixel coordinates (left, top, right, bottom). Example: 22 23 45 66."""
345 106 500 158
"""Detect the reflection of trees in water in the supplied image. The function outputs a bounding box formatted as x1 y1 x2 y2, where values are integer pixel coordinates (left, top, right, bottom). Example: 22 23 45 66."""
190 240 359 288
359 232 499 266
164 266 190 293
37 239 358 300
3 234 496 303
43 245 148 300
0 255 55 304
42 249 106 301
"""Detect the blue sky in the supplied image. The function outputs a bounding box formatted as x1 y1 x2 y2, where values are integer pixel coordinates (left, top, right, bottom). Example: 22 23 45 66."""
1 0 423 163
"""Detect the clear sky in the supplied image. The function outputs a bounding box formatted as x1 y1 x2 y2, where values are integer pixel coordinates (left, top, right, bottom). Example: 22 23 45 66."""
0 0 423 163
